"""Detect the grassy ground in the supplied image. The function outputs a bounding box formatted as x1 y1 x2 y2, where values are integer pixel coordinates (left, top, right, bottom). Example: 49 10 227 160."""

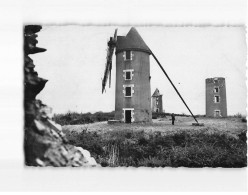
63 116 246 135
62 116 247 167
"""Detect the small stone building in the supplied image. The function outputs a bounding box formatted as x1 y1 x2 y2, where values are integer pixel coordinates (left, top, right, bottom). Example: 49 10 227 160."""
114 27 152 123
151 88 163 113
206 77 227 117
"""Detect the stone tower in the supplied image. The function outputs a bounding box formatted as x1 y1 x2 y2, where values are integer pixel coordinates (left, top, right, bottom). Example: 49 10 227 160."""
206 77 227 117
114 27 152 123
152 88 163 113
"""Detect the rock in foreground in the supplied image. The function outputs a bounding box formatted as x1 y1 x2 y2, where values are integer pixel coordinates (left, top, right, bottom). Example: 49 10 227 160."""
24 25 98 167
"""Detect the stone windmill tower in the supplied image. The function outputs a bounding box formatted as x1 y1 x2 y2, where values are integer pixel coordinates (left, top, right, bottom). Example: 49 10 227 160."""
102 27 200 124
152 88 163 113
115 27 152 123
206 77 227 117
102 27 152 123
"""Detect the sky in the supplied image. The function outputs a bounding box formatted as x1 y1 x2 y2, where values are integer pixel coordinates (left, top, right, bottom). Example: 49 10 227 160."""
32 25 247 115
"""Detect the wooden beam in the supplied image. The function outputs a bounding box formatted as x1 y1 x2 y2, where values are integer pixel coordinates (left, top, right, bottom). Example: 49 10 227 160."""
151 52 199 124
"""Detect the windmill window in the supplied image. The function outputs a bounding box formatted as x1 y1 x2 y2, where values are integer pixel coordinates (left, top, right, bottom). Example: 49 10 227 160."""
126 72 131 79
123 84 134 97
126 87 131 96
126 51 131 60
214 87 219 93
123 69 134 80
123 51 133 61
214 96 220 103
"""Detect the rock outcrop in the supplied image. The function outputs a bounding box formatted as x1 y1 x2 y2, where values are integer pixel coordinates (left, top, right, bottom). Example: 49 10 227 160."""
24 25 98 167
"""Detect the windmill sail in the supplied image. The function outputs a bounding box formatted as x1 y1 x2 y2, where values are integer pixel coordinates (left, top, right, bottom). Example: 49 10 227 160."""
102 29 117 93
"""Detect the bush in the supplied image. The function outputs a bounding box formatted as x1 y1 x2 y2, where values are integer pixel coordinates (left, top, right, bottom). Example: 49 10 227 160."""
138 156 171 167
53 111 115 125
234 113 242 118
64 128 247 167
152 112 167 119
241 117 247 123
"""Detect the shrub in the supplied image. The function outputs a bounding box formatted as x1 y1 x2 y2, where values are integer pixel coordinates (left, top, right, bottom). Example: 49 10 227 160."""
238 131 247 143
138 156 171 167
152 112 168 119
234 113 242 118
241 117 247 123
53 111 115 125
64 128 247 167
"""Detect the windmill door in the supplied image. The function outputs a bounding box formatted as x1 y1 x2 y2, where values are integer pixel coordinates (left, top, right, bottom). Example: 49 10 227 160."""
214 110 220 117
125 110 132 123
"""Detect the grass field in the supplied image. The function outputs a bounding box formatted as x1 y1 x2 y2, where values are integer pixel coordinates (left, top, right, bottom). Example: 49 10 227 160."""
62 116 247 167
63 116 246 135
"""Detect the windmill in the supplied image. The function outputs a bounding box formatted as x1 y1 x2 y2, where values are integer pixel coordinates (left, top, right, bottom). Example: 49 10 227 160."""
102 27 200 125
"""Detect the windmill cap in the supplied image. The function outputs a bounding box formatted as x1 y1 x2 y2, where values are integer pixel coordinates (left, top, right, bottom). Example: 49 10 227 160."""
152 88 162 97
116 27 151 54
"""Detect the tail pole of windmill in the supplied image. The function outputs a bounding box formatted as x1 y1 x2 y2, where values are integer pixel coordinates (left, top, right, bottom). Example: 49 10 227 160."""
150 51 199 124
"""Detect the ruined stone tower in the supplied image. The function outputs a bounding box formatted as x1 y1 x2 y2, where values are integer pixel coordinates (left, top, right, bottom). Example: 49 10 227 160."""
206 77 227 117
152 88 163 113
114 27 152 123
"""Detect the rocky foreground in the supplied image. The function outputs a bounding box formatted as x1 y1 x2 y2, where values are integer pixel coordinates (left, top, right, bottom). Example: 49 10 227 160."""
24 25 98 167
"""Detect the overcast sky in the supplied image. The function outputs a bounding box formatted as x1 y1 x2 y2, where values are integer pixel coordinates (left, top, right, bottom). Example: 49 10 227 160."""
32 25 246 115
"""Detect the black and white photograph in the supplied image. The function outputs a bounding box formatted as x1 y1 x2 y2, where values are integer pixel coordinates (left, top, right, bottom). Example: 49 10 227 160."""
0 0 247 192
24 25 247 168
